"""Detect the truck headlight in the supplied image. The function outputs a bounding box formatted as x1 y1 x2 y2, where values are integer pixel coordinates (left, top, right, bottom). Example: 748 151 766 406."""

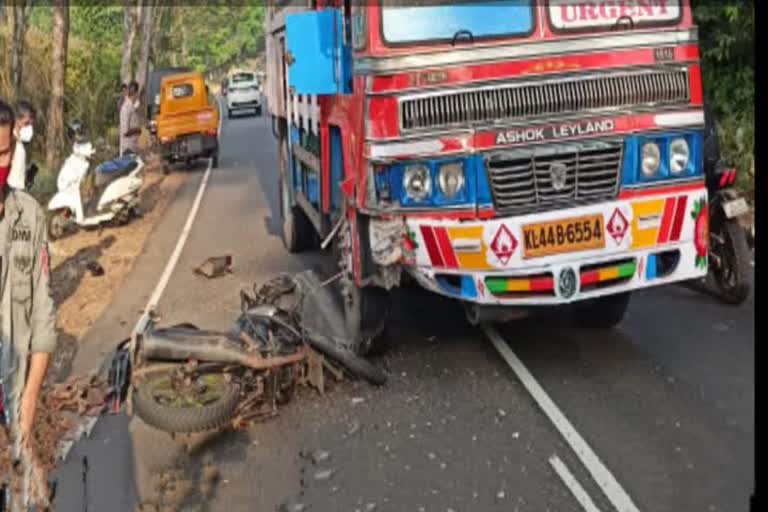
669 138 690 175
438 162 465 198
641 142 661 177
402 164 431 201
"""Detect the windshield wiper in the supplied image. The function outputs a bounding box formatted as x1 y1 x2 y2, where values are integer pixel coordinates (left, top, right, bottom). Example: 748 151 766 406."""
611 15 635 31
452 29 474 46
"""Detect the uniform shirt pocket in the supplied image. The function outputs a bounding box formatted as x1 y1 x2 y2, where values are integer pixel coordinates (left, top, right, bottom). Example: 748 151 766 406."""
11 250 33 321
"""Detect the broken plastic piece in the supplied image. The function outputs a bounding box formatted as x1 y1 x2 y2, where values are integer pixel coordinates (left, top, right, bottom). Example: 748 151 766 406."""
194 255 233 278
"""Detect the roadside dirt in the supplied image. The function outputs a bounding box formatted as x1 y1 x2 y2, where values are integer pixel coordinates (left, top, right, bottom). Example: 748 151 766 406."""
46 154 185 382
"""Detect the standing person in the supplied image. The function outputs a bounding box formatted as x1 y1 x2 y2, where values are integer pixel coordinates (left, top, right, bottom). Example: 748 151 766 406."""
0 100 56 509
120 81 141 156
8 101 36 191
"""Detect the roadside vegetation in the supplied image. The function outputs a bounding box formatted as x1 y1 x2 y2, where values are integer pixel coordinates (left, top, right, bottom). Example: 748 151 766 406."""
0 2 755 198
0 2 265 202
694 2 755 197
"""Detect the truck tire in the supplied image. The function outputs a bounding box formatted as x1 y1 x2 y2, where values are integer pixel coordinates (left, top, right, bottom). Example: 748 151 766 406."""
133 369 240 433
278 137 315 252
342 283 391 357
572 292 631 329
211 150 219 169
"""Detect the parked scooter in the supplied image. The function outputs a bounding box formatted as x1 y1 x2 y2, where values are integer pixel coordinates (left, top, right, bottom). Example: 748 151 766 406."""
696 106 752 305
47 121 144 240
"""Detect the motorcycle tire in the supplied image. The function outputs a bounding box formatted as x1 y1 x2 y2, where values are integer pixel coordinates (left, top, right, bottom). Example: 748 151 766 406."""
711 215 751 305
133 368 241 433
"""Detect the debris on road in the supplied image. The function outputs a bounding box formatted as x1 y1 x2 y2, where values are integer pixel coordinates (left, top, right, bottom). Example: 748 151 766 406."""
194 254 233 278
86 260 105 277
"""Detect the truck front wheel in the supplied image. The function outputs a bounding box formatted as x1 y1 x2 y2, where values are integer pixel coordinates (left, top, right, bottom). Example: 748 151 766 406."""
572 292 631 329
279 137 315 252
342 283 391 357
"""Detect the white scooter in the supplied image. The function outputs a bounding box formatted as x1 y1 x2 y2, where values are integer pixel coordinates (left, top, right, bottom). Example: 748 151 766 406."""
48 122 144 240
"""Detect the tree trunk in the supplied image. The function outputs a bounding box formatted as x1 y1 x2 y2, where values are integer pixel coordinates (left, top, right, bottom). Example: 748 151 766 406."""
9 1 32 102
46 0 69 172
120 2 139 84
135 1 156 104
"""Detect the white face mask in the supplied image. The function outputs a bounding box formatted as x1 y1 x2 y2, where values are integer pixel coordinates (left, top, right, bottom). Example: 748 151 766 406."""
19 124 34 143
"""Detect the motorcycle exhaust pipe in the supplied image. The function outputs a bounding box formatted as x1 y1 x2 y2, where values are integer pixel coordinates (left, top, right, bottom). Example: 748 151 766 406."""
140 330 304 370
465 304 529 326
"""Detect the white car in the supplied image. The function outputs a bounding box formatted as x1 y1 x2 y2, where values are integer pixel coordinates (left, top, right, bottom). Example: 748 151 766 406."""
226 71 262 118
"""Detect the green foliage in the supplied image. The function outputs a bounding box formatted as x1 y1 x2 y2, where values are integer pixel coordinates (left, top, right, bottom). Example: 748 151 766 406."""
693 1 754 193
154 5 265 77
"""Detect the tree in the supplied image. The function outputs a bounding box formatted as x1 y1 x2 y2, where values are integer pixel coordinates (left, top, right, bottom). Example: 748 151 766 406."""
120 1 139 84
46 0 69 171
10 0 33 102
135 0 156 104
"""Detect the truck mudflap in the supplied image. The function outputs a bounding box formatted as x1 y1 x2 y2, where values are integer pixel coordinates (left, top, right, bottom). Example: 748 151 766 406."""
400 184 709 305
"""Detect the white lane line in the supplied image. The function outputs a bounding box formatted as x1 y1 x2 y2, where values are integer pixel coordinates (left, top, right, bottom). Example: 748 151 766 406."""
132 157 214 336
482 325 641 512
550 453 604 512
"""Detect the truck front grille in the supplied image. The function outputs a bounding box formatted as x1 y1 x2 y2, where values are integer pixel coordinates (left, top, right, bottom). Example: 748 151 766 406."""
400 67 689 131
486 140 623 215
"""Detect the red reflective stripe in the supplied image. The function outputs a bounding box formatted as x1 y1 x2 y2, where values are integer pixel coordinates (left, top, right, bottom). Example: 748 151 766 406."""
434 227 459 268
420 226 444 267
657 196 678 243
719 172 729 188
669 196 689 241
580 271 601 286
728 170 737 185
529 276 555 291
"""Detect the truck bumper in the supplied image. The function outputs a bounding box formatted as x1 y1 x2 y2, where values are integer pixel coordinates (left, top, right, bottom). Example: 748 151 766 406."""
161 134 218 161
399 184 709 305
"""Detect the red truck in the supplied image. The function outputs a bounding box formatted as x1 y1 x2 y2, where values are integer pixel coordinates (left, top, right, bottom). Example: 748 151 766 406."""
265 0 708 356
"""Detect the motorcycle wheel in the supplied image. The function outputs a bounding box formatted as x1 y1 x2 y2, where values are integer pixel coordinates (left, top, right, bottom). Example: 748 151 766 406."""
48 210 69 240
711 211 751 305
133 368 240 433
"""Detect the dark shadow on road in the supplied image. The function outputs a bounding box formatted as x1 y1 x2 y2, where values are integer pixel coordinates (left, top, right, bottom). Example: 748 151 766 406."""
51 235 116 307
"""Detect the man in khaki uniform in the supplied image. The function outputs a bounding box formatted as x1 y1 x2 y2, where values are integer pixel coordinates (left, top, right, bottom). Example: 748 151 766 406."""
0 100 56 509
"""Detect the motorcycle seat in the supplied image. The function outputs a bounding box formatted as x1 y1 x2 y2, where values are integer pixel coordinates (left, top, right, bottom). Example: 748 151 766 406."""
94 155 139 188
97 155 139 175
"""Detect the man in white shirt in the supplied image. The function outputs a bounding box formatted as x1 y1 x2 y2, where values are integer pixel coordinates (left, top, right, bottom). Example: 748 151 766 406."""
8 101 36 190
120 81 141 156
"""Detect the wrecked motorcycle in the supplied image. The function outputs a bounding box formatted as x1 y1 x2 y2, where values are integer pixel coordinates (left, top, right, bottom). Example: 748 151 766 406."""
128 273 387 434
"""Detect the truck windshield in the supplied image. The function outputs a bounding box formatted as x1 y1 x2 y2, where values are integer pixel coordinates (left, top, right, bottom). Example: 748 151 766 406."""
381 0 535 45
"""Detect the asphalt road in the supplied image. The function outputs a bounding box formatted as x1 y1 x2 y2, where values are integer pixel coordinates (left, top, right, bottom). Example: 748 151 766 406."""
53 111 754 512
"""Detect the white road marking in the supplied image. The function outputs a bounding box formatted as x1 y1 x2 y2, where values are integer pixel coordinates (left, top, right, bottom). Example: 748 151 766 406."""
482 325 641 512
132 156 214 336
549 454 604 512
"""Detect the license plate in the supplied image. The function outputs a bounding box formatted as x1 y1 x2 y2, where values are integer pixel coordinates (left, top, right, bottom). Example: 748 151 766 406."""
522 214 605 258
186 137 202 154
722 197 749 218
